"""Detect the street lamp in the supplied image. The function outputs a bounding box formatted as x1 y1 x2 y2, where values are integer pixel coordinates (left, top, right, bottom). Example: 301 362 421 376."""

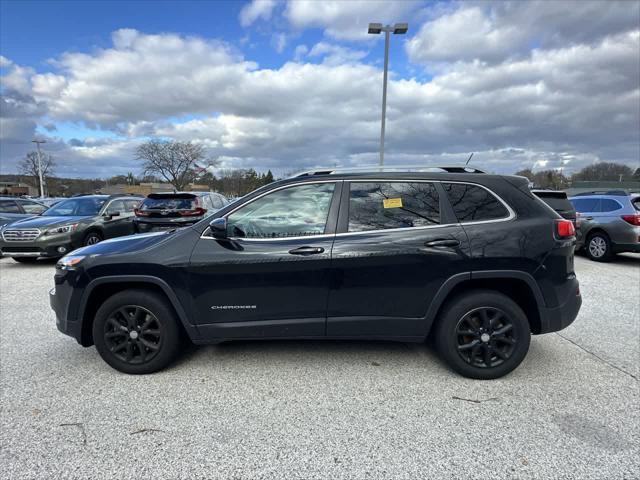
368 22 408 166
32 139 46 197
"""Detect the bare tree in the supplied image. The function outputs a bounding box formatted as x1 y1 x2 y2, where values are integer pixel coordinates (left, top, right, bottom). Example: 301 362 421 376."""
136 140 215 190
19 151 56 195
572 162 633 181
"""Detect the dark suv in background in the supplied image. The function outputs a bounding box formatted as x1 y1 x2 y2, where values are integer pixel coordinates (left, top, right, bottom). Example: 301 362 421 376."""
50 167 581 379
0 196 48 227
0 194 142 262
133 191 228 232
569 191 640 261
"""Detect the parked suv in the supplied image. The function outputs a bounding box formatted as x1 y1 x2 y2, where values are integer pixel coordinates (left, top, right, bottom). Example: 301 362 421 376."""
0 196 48 227
569 192 640 261
50 167 581 379
0 194 142 262
133 191 228 232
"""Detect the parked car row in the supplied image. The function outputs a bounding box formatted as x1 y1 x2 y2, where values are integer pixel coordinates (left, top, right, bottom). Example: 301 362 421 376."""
0 191 229 262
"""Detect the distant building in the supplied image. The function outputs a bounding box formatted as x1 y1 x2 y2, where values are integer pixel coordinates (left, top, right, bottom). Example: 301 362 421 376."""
0 181 38 197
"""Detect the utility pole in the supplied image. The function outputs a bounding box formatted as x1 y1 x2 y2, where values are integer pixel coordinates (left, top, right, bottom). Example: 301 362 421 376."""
32 139 46 197
368 22 408 166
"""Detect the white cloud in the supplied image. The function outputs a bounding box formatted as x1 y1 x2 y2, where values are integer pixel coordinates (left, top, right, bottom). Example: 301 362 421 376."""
271 32 287 53
307 42 368 65
406 0 640 65
239 0 277 27
284 0 420 40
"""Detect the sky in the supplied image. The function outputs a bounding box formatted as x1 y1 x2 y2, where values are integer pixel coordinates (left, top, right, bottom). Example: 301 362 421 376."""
0 0 639 179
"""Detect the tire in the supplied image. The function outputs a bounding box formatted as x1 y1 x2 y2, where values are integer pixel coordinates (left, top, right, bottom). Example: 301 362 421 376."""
13 257 39 263
83 231 103 246
585 231 613 262
433 290 531 380
92 289 183 374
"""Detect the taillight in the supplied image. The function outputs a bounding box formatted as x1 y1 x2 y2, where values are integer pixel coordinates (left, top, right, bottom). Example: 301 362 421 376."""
179 207 207 217
621 214 640 226
555 219 575 238
134 208 150 217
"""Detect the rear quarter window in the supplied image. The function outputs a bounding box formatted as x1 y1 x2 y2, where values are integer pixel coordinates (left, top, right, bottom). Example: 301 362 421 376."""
598 199 623 212
443 183 509 222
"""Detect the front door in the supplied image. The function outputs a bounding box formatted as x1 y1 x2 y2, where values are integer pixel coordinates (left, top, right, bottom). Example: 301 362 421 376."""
189 181 341 339
102 199 136 238
327 180 470 338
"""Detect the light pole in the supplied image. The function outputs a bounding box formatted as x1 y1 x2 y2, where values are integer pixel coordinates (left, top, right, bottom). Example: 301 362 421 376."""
368 22 408 166
32 139 46 197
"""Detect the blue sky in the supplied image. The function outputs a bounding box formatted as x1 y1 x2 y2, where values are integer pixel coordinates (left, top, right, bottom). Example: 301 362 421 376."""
0 0 638 178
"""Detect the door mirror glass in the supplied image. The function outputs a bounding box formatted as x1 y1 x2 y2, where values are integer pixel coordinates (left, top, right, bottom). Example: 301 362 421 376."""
209 217 228 239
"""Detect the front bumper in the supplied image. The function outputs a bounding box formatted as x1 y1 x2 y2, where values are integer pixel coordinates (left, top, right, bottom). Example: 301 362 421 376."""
0 236 75 258
50 269 85 344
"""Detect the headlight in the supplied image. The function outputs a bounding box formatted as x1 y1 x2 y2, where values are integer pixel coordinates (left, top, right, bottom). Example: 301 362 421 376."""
57 255 86 270
46 224 78 235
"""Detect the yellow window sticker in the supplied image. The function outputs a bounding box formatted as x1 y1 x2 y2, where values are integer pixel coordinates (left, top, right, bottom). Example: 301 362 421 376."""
383 197 403 209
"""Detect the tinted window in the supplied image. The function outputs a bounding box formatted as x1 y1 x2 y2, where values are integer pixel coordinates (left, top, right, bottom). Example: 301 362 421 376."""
532 193 573 212
598 199 623 212
43 197 107 216
444 183 509 221
211 194 223 209
124 199 141 212
570 198 600 213
348 182 440 232
140 196 196 210
0 200 20 213
227 183 335 238
17 200 47 214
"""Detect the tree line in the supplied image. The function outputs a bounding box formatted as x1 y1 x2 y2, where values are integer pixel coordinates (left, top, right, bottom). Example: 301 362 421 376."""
12 139 640 197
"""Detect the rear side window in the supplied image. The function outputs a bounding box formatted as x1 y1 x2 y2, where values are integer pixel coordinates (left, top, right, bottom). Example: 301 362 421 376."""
570 198 600 213
443 183 509 222
348 182 440 232
598 199 623 212
0 200 20 213
141 196 197 211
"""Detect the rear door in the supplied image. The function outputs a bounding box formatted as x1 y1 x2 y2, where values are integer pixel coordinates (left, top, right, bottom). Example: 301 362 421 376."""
326 180 470 338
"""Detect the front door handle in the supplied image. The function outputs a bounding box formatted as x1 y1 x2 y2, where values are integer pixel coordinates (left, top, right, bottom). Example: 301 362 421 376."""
424 239 460 248
289 246 325 256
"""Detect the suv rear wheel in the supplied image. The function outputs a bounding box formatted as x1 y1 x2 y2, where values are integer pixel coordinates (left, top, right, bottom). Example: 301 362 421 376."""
92 289 183 374
585 231 612 262
434 290 531 379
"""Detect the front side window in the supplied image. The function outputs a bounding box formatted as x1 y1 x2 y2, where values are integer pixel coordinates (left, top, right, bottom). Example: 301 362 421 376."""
17 200 47 214
0 200 20 213
348 182 440 232
443 183 509 222
226 183 335 238
106 200 125 215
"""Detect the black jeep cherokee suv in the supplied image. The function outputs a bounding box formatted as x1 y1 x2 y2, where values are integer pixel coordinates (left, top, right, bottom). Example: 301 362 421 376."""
50 168 581 379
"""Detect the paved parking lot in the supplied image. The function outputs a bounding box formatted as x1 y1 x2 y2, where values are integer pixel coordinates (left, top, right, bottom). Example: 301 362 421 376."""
0 254 638 479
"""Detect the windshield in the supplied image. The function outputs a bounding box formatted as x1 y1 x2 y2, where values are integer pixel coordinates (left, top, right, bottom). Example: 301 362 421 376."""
43 197 107 216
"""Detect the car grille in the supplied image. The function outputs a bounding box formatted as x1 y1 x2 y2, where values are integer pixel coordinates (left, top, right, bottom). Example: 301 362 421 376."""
2 228 41 242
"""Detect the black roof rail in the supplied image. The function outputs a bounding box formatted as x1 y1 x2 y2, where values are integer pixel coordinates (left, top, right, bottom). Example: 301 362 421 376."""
294 165 486 177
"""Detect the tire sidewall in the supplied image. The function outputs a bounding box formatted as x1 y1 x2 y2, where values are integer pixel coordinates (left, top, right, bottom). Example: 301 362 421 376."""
92 290 182 374
585 232 612 262
435 291 531 380
83 231 103 247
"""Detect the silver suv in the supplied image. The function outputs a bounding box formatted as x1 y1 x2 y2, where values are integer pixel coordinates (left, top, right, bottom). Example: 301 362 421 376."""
569 192 640 261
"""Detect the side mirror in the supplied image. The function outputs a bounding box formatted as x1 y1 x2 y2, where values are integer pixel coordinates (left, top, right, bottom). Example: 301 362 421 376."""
209 217 228 239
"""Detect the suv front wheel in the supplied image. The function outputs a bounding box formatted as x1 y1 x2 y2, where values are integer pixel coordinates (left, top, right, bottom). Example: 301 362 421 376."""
434 290 531 380
92 289 183 374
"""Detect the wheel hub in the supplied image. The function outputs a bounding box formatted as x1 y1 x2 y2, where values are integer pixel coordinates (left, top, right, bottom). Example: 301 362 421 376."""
129 330 139 339
480 333 490 343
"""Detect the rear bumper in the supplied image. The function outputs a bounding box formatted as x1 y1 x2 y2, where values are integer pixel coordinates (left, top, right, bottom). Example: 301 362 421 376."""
612 242 640 254
537 278 582 334
134 218 200 232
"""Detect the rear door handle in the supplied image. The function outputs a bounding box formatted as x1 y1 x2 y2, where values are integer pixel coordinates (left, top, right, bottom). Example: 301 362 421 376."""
424 239 460 248
584 216 593 221
289 246 325 256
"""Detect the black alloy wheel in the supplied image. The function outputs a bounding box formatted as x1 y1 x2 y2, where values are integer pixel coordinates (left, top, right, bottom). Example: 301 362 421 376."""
434 290 531 380
103 305 163 365
455 307 516 368
93 289 183 374
84 232 102 246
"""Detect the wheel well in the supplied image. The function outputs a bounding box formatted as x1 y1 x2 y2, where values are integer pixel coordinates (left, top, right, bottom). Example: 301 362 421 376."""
80 282 176 346
584 227 609 241
433 278 542 334
83 228 103 240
